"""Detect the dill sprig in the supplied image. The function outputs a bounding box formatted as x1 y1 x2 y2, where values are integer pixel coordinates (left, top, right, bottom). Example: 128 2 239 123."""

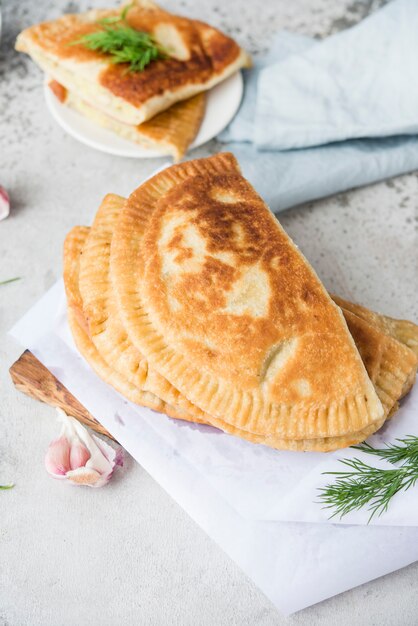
0 277 21 286
317 437 418 522
71 4 165 72
353 437 418 465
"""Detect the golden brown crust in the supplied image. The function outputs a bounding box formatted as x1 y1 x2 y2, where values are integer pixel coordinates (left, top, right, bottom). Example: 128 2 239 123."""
18 5 241 75
16 13 105 61
65 237 415 452
343 309 417 415
62 87 206 161
64 227 386 452
332 295 418 358
63 226 91 335
111 153 384 441
62 159 417 452
16 1 250 124
75 191 416 451
134 92 206 160
63 225 198 421
214 308 416 450
78 196 146 390
48 79 68 103
77 199 208 424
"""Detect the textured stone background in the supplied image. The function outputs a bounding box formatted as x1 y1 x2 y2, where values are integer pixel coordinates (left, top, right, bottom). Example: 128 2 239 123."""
1 0 417 624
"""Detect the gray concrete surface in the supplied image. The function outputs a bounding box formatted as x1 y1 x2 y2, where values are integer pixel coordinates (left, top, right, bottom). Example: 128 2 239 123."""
1 0 417 624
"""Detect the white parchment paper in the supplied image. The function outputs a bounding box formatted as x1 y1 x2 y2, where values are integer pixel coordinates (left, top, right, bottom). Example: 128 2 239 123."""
10 280 418 615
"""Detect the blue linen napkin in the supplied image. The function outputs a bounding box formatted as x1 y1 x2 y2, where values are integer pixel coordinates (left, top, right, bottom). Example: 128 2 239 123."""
220 31 313 144
219 135 418 213
218 0 418 213
255 0 418 151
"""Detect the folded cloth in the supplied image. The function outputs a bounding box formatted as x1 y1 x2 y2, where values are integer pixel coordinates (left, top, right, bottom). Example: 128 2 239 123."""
255 0 418 150
218 12 418 212
219 31 313 144
220 135 418 213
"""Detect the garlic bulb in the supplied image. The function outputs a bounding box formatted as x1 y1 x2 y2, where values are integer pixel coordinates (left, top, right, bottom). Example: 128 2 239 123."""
45 409 123 487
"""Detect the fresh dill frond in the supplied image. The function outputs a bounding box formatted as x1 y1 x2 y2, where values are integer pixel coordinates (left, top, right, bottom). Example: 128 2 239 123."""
317 437 418 522
353 437 418 466
71 4 165 72
0 276 21 286
120 2 135 22
96 15 122 26
96 3 134 26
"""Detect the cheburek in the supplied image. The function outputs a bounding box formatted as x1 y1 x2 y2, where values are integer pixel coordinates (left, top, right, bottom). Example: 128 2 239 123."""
49 80 206 161
77 194 397 449
16 0 251 125
63 225 195 421
70 195 416 451
110 153 386 442
65 194 417 451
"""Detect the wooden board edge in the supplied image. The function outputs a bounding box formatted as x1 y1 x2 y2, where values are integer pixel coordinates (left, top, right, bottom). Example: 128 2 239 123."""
9 350 116 441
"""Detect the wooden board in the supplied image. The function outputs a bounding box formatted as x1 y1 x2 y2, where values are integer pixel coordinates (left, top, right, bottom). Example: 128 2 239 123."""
9 350 115 441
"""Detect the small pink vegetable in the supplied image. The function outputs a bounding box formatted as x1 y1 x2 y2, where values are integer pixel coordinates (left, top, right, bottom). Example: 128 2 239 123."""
0 186 10 221
45 409 123 487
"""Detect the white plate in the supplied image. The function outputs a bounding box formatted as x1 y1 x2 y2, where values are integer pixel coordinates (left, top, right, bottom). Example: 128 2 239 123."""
44 72 243 158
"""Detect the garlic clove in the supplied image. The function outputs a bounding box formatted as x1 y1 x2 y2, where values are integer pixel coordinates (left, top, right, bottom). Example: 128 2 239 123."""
71 418 114 476
69 440 91 470
45 436 71 477
0 186 10 221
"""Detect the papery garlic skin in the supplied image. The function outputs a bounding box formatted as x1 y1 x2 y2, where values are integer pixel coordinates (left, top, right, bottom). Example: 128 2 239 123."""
45 409 123 488
66 467 101 485
0 186 10 221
